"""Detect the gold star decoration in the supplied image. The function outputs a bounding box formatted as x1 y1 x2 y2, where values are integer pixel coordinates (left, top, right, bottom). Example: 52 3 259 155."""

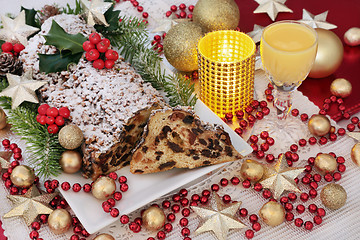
247 24 265 44
0 10 39 45
260 154 305 199
0 72 47 109
81 0 112 27
0 151 12 170
3 185 57 226
347 131 360 141
253 0 293 21
298 9 337 30
151 17 189 33
191 192 246 240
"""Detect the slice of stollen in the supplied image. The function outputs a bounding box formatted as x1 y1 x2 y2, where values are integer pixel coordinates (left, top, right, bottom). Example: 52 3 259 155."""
130 107 243 174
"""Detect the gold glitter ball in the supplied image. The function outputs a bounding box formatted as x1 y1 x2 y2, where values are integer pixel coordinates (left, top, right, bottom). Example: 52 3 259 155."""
93 234 115 240
320 183 347 210
259 201 285 226
330 78 352 98
308 114 331 137
193 0 240 33
58 125 84 150
163 21 203 72
314 153 337 175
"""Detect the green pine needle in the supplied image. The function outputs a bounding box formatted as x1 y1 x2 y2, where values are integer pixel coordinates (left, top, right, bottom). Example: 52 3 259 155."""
61 0 84 15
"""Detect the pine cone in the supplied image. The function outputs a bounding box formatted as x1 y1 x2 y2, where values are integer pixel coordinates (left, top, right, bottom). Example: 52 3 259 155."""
39 5 60 23
0 53 23 76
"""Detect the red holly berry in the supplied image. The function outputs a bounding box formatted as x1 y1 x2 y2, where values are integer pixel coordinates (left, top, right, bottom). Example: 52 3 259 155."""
37 115 46 125
96 40 109 53
48 124 59 134
82 40 95 52
36 114 42 123
58 107 70 118
87 48 100 61
46 107 59 117
89 32 101 44
38 104 50 115
105 49 119 60
105 59 115 69
101 38 111 48
55 116 65 126
93 59 105 69
1 42 13 52
45 116 55 125
13 43 25 53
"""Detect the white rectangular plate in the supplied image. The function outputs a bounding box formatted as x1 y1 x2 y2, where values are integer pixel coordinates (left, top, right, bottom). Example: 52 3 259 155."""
58 99 252 234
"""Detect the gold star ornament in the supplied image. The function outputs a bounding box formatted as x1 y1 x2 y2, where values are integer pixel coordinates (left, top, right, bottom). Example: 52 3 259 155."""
253 0 293 21
3 185 57 225
81 0 112 27
191 192 246 240
298 9 337 30
0 10 39 45
247 24 265 44
0 151 12 171
260 154 305 199
151 17 189 33
0 72 47 109
347 131 360 141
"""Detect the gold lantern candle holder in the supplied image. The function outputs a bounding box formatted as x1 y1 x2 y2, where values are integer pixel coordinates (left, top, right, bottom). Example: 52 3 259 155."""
197 30 256 118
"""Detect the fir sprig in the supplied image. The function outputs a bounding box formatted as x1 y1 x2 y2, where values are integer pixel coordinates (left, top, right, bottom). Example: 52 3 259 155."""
61 0 84 15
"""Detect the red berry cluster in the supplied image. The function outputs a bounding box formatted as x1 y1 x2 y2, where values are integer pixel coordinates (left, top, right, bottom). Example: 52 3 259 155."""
151 34 166 53
83 32 119 70
1 42 25 56
36 104 70 134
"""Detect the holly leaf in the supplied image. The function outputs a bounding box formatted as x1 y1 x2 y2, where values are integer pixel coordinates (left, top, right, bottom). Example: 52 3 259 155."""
38 50 83 74
43 20 87 54
21 6 41 28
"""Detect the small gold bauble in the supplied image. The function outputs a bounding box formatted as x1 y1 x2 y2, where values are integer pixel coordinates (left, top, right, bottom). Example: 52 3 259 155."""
193 0 240 33
10 165 35 188
239 159 264 182
58 125 84 150
320 183 347 210
142 206 166 231
163 22 203 72
93 233 115 240
314 153 337 175
308 114 331 137
330 78 352 98
259 201 285 227
59 150 82 174
0 108 7 130
309 29 343 78
48 209 72 235
344 27 360 46
351 142 360 167
92 176 116 200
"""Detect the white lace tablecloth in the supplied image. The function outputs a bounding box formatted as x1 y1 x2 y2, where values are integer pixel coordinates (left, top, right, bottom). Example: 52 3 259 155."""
1 1 360 240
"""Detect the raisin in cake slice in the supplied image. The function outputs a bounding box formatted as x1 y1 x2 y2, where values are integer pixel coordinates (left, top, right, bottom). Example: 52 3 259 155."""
130 107 243 174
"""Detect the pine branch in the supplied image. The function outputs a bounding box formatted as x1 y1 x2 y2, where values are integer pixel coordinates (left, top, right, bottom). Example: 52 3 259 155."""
61 0 83 15
7 106 64 178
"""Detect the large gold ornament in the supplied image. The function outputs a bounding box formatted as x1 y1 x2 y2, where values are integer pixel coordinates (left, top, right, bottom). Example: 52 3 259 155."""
58 125 84 150
10 165 35 188
0 10 39 45
193 0 240 33
308 114 331 137
259 201 285 226
59 150 82 174
48 209 72 234
253 0 293 21
191 192 246 240
351 142 360 167
344 27 360 46
308 29 343 78
330 78 352 98
0 72 47 109
0 108 7 130
142 206 166 231
80 0 112 27
320 183 347 210
260 154 305 199
298 9 337 30
92 176 116 200
314 153 337 175
93 234 115 240
163 22 203 72
239 159 264 182
0 151 12 170
3 185 57 225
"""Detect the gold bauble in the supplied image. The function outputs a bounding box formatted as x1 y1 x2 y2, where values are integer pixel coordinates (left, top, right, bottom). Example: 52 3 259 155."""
10 165 35 188
92 176 116 200
330 78 352 98
142 206 166 231
351 142 360 167
163 22 203 72
308 114 331 137
259 201 285 227
314 153 337 175
193 0 240 33
48 209 72 234
320 183 347 210
59 150 82 174
93 233 115 240
309 29 343 78
0 108 7 130
58 125 84 150
344 27 360 46
239 159 264 182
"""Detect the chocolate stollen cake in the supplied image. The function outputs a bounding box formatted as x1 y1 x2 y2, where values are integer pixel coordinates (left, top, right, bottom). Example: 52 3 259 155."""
19 14 164 179
130 107 243 174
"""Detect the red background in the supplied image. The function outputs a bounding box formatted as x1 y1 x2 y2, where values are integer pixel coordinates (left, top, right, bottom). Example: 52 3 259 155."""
0 0 359 239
